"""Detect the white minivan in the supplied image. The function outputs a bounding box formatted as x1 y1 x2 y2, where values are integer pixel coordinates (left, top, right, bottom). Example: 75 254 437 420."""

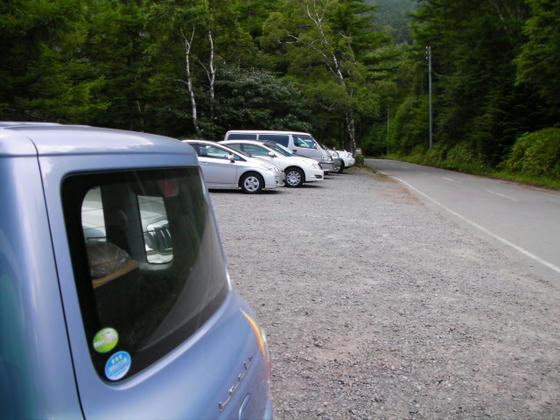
224 130 336 173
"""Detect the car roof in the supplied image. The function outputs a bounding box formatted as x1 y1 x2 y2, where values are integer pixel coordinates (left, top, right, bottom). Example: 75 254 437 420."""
0 123 193 158
183 139 241 152
221 139 271 147
225 130 312 136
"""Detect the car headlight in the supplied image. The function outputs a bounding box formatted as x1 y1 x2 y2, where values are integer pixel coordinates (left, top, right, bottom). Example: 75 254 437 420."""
313 163 321 170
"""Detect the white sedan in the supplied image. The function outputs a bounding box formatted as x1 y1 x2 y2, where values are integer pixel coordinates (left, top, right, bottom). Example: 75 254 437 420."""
183 140 283 193
335 149 356 171
220 140 324 187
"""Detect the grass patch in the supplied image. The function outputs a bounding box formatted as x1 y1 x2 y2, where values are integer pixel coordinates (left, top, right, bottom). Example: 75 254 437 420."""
351 164 378 175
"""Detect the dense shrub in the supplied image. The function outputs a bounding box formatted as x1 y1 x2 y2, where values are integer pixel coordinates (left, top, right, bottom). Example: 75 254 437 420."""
505 128 560 177
355 154 365 166
361 124 389 156
445 142 488 170
388 95 429 155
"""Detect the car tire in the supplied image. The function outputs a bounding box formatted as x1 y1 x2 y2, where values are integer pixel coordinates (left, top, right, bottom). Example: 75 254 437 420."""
285 167 304 188
240 172 264 194
337 160 345 174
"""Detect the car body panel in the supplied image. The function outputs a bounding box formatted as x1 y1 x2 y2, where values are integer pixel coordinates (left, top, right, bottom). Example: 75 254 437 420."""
0 152 82 419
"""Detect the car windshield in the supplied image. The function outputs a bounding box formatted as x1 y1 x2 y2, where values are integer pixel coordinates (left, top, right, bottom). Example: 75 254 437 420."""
265 142 293 156
293 135 317 149
63 167 228 381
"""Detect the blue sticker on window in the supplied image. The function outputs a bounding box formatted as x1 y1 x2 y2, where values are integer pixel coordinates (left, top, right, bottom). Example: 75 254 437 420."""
105 351 131 381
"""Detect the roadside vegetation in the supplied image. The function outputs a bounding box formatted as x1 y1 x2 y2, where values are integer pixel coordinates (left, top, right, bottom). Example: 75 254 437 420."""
1 0 558 185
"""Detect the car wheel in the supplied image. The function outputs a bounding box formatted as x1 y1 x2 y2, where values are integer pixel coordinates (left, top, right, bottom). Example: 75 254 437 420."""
337 161 345 174
240 172 263 194
285 167 304 187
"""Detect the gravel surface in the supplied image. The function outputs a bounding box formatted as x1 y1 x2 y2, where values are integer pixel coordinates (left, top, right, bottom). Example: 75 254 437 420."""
210 169 560 419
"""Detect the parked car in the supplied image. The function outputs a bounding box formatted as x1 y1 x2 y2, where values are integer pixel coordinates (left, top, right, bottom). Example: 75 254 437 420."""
321 144 344 173
183 139 283 194
224 130 336 173
220 139 324 187
0 122 273 419
335 149 356 171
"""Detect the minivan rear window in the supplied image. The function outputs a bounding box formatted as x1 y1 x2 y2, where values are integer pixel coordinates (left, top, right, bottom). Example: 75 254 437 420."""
62 168 228 381
258 134 290 147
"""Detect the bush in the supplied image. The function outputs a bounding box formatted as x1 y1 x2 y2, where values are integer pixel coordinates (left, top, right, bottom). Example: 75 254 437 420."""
505 128 560 177
424 142 447 165
388 95 429 155
445 142 488 170
355 154 365 166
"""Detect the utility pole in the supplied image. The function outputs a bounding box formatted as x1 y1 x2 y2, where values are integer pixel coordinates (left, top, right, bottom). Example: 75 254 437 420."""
426 45 433 150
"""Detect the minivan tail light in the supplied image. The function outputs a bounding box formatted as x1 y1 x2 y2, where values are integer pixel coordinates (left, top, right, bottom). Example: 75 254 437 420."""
242 310 265 357
242 310 272 382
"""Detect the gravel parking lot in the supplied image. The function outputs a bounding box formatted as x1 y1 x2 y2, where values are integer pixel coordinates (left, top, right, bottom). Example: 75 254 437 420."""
210 169 560 419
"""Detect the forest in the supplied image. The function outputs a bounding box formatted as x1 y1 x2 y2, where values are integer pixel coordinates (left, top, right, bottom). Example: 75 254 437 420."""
1 0 559 183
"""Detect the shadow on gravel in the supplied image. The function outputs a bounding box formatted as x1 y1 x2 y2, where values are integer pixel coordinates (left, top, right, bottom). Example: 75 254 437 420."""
299 183 326 189
209 189 284 195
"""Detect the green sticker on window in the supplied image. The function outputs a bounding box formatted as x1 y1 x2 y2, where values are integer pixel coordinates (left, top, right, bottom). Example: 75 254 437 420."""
93 328 119 353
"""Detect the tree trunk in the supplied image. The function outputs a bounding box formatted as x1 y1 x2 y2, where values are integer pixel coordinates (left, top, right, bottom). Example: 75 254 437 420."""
208 30 215 102
305 1 357 152
182 27 202 138
345 111 357 153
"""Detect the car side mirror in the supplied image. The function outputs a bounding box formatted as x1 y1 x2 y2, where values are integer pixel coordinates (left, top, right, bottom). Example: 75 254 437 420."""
228 153 235 163
292 149 297 154
268 152 277 158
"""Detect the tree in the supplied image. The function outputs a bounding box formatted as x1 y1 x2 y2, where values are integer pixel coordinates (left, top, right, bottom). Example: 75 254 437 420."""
211 67 311 137
408 0 531 165
145 0 256 138
0 0 105 121
515 0 560 122
80 0 152 130
262 0 388 151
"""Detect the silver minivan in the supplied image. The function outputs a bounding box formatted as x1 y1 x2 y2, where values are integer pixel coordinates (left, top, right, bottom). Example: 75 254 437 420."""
0 122 273 419
224 130 336 173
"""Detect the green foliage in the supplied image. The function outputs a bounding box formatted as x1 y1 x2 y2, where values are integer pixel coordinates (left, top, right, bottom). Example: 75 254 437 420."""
355 153 364 165
515 0 560 114
0 0 558 185
375 0 560 176
413 1 529 163
365 0 417 44
208 67 312 138
388 94 428 155
505 128 560 177
0 0 105 121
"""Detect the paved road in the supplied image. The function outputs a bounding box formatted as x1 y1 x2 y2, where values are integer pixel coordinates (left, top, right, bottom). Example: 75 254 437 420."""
366 159 560 279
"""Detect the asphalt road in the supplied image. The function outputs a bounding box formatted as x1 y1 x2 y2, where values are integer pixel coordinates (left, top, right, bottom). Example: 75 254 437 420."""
365 159 560 280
